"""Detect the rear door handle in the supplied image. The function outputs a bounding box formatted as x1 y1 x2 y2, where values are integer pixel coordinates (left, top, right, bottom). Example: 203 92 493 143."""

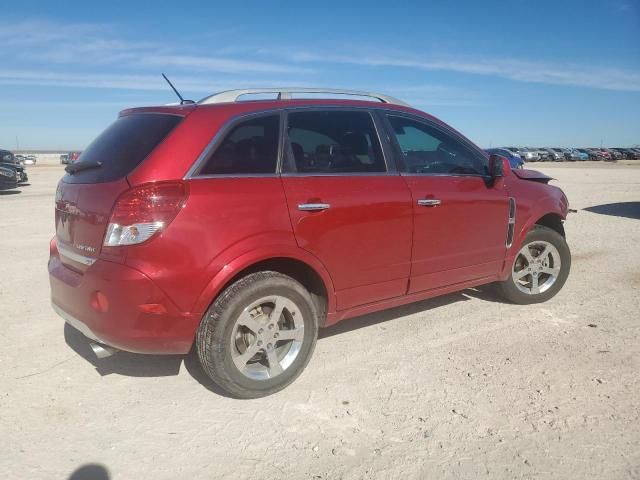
417 199 441 207
298 203 331 211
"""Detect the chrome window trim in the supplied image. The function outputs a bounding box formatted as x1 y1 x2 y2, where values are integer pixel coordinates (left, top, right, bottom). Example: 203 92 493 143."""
189 173 279 180
280 172 396 178
57 243 97 266
400 172 493 180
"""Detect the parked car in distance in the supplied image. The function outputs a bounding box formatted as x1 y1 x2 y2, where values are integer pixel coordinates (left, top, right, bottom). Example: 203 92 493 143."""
559 148 578 161
514 147 540 162
533 148 550 161
0 164 18 190
576 148 597 160
23 154 37 165
485 148 524 169
543 148 564 162
570 148 589 161
68 151 81 163
0 149 28 183
611 148 637 159
548 148 566 161
49 87 572 398
602 148 622 161
60 154 69 164
591 148 613 161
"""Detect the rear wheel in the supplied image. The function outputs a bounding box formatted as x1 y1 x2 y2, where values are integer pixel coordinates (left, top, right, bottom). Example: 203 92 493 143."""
196 271 318 398
496 225 571 304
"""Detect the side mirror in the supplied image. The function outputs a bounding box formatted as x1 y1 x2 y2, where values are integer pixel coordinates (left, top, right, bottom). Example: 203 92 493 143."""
489 154 504 179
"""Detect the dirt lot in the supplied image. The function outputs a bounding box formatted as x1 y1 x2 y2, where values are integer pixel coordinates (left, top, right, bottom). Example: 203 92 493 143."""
1 163 639 479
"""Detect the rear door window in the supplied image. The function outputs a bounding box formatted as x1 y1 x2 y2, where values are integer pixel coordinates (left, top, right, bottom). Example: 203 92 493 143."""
284 110 386 174
64 113 182 184
199 114 280 175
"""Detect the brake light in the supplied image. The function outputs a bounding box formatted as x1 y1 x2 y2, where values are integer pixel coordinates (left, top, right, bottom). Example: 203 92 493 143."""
104 181 188 246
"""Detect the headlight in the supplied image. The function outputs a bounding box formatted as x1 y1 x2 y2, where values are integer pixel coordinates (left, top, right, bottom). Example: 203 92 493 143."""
0 169 14 178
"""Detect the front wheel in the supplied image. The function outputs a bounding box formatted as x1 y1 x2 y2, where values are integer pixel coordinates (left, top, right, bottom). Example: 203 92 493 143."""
196 271 318 398
496 225 571 304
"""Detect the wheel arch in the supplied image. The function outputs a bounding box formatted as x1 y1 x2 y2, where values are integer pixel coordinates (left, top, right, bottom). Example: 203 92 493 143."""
534 212 565 237
193 248 336 327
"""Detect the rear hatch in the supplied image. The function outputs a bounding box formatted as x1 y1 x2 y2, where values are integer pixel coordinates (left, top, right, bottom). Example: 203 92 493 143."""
55 112 183 272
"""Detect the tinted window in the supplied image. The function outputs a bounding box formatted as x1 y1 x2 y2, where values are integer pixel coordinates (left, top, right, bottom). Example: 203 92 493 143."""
201 115 280 175
65 114 182 184
387 115 488 176
285 111 385 174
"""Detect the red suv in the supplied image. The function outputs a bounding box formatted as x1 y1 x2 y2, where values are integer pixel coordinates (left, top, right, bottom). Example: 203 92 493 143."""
49 88 571 398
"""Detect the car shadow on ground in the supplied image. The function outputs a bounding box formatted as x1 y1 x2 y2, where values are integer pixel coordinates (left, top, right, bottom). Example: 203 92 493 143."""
64 285 501 397
68 464 110 480
0 190 21 195
583 202 640 220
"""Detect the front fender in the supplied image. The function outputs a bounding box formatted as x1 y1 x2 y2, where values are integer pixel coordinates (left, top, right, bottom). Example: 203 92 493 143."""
500 180 569 279
192 243 337 316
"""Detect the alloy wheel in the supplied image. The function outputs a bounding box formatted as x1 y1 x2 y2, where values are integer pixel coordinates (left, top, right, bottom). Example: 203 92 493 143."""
512 240 561 295
230 295 305 380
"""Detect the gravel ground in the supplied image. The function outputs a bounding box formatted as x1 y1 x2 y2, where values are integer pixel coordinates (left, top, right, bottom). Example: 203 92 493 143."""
1 163 639 480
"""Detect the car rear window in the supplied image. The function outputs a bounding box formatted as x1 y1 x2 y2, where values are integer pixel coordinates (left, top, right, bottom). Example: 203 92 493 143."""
64 113 182 184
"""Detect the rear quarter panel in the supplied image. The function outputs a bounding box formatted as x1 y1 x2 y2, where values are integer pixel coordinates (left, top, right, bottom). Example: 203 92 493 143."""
123 177 301 314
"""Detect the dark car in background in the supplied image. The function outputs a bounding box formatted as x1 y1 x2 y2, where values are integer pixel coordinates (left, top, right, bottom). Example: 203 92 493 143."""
485 148 524 169
611 148 637 159
0 149 28 183
0 164 18 190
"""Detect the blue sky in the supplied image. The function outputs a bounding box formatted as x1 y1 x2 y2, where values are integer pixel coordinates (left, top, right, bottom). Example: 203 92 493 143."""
0 0 639 150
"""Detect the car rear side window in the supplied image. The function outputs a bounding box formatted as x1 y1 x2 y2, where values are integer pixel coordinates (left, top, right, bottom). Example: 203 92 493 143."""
64 113 182 184
387 115 488 176
285 110 385 174
200 114 280 175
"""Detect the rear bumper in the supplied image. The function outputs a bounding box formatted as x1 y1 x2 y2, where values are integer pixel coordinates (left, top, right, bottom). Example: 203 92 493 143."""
49 252 200 354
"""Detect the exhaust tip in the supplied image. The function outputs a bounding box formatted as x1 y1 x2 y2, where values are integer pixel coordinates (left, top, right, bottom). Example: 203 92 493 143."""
90 342 117 359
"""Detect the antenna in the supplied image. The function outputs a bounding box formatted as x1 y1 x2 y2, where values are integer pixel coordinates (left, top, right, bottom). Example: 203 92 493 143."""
161 74 194 105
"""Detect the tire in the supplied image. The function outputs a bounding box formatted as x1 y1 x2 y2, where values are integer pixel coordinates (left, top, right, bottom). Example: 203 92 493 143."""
196 271 319 398
496 225 571 305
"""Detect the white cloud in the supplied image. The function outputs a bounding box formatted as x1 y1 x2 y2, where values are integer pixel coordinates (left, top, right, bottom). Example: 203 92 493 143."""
287 51 640 92
0 70 308 95
139 54 313 74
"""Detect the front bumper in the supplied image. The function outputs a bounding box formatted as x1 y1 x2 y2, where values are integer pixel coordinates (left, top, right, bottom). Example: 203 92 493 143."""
49 251 199 354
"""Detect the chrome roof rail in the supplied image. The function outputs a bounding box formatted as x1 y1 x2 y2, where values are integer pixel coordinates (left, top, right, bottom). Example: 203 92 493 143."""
198 88 410 107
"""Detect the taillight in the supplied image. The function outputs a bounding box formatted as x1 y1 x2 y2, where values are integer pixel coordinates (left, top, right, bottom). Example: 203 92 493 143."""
104 181 188 246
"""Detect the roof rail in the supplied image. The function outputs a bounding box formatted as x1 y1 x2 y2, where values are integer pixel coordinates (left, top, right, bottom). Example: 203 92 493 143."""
198 88 410 107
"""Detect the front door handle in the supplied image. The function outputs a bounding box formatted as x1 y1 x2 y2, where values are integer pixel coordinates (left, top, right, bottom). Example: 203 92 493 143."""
298 203 331 212
417 199 441 207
